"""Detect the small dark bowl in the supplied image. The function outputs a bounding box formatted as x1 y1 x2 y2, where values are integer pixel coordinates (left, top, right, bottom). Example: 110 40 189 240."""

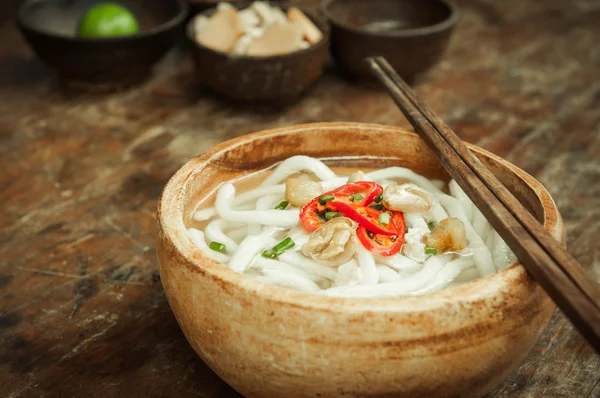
321 0 459 81
17 0 188 90
185 0 246 15
188 7 329 104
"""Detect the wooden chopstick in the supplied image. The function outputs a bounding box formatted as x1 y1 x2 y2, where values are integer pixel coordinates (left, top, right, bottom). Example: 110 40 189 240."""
368 56 600 352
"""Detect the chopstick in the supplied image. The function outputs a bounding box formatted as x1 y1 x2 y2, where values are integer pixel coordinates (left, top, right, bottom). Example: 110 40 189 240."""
368 56 600 352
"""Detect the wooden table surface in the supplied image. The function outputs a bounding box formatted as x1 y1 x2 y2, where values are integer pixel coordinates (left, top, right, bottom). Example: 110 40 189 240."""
2 0 599 397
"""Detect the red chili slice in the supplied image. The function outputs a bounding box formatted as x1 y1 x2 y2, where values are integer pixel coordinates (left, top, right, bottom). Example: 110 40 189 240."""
330 202 396 236
328 182 382 207
299 182 383 232
357 211 406 256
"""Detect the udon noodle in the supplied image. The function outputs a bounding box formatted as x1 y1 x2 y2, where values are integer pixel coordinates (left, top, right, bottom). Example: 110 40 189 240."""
186 156 516 297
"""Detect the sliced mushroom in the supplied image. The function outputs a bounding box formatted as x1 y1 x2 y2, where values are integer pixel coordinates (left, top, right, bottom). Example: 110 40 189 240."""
382 183 433 214
302 218 357 267
346 170 371 183
285 172 322 207
424 217 467 253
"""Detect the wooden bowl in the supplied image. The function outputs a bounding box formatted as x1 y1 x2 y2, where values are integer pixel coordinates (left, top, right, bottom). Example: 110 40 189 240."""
321 0 459 81
187 7 329 104
17 0 188 91
157 123 563 398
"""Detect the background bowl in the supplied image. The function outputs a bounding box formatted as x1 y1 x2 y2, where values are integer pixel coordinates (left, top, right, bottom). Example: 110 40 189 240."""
157 123 563 398
188 7 329 104
321 0 458 81
185 0 247 15
17 0 188 90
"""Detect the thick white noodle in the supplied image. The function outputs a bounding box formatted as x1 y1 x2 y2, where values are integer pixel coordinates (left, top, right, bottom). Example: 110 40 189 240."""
228 235 277 272
472 206 492 243
375 253 422 273
409 255 461 295
259 156 338 187
216 184 300 227
256 269 321 293
205 220 239 252
285 226 311 251
323 255 446 297
366 167 445 195
193 207 217 222
493 232 517 269
334 260 362 287
253 257 325 283
321 177 348 191
450 267 481 285
228 227 249 243
448 180 474 221
248 194 284 235
357 246 379 285
486 230 496 252
404 213 429 232
430 179 446 190
376 265 402 282
233 184 286 206
428 201 450 224
187 228 230 263
278 252 337 280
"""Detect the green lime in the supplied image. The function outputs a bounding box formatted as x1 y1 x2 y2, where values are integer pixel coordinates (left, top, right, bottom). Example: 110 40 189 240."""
78 3 140 38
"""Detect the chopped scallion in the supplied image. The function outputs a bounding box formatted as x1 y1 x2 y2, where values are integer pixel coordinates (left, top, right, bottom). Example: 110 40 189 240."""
424 247 437 255
209 241 226 254
374 193 384 203
369 203 384 211
378 212 390 225
325 211 341 220
427 221 437 230
261 249 277 259
272 237 295 255
351 193 364 202
318 195 335 205
274 200 289 210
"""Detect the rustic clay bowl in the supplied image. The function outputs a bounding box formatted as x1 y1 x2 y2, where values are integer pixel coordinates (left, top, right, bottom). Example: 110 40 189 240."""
187 7 329 104
17 0 188 91
321 0 458 81
157 123 563 398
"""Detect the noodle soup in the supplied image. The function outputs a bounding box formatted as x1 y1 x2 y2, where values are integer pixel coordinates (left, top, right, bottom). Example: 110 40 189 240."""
186 156 516 297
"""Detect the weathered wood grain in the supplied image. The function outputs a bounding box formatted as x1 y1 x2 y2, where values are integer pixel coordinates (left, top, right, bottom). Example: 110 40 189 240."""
1 0 599 397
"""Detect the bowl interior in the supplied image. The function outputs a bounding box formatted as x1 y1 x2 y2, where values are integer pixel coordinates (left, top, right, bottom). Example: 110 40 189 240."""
159 123 564 313
323 0 456 34
19 0 183 38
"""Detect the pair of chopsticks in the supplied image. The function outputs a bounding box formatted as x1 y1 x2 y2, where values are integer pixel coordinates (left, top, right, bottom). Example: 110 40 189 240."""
368 57 600 352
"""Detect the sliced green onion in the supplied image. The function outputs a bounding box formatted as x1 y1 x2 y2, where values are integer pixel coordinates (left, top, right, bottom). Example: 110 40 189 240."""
427 221 437 230
378 212 390 225
424 247 437 255
351 193 364 202
261 249 277 259
318 195 335 205
272 237 295 255
209 241 227 254
325 211 341 220
374 193 384 203
369 203 384 211
274 200 289 210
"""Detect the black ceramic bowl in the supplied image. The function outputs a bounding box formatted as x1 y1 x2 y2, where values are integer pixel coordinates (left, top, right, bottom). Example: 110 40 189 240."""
321 0 459 81
188 6 329 104
18 0 188 90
